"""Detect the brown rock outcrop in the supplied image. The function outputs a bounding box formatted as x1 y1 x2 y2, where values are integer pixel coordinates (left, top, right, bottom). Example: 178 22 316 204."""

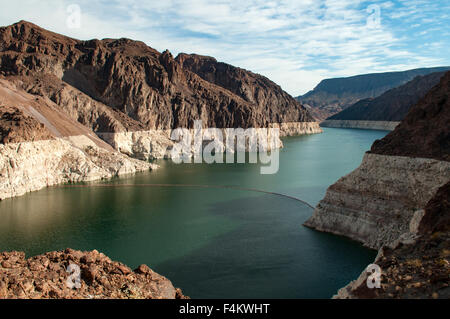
176 53 314 123
371 71 450 161
0 21 315 133
0 249 187 299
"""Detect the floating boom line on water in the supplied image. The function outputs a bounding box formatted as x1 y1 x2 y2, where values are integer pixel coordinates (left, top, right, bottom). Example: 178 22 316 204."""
58 183 316 210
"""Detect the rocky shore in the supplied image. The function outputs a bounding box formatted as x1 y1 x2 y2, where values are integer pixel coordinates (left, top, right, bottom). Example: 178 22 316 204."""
334 182 449 299
320 120 400 131
0 249 187 299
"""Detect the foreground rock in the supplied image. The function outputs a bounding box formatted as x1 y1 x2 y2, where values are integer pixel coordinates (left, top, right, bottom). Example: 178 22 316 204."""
0 249 187 299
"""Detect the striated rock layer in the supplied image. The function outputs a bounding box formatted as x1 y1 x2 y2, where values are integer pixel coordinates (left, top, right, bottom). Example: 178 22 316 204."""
320 120 399 131
328 71 447 122
304 153 450 249
334 182 450 299
0 249 187 299
98 122 322 161
305 71 450 250
0 136 154 200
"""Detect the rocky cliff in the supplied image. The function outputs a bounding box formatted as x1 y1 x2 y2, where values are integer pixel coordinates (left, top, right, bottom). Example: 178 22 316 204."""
305 71 450 250
0 249 187 299
297 67 450 120
0 21 319 155
305 71 450 298
0 20 321 199
328 71 446 122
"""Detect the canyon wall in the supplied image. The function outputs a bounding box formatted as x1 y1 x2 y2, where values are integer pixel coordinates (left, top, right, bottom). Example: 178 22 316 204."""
305 71 450 250
0 21 322 200
306 71 450 298
328 71 447 123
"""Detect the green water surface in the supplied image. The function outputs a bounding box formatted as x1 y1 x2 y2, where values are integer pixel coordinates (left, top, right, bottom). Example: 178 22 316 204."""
0 128 388 298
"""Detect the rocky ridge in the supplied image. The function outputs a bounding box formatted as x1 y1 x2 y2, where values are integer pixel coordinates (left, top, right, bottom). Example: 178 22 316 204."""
0 20 321 199
327 71 446 122
0 20 318 133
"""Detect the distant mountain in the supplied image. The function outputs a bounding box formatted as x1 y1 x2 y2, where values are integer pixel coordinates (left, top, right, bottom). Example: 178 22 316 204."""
296 67 450 120
328 71 447 121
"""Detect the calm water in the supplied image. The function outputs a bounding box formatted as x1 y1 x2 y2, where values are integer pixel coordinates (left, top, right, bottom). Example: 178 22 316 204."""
0 128 388 298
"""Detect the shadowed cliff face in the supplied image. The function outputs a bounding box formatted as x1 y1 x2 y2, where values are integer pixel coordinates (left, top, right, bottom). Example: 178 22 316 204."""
328 71 447 122
297 67 450 120
371 71 450 162
176 53 314 123
0 21 314 133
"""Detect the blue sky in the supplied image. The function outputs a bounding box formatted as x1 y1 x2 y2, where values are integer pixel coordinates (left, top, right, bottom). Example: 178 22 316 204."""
1 0 449 95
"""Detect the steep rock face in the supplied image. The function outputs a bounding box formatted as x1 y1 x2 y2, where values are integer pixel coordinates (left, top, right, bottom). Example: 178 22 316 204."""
0 21 316 131
0 249 187 299
304 153 450 249
371 72 450 162
328 71 446 122
305 71 450 250
0 21 320 161
297 67 450 120
176 53 314 123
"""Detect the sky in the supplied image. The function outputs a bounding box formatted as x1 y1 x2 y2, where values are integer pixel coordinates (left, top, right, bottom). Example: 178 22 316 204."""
1 0 449 96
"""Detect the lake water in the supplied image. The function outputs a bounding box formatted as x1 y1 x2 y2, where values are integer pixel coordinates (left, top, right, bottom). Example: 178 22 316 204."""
0 128 388 298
